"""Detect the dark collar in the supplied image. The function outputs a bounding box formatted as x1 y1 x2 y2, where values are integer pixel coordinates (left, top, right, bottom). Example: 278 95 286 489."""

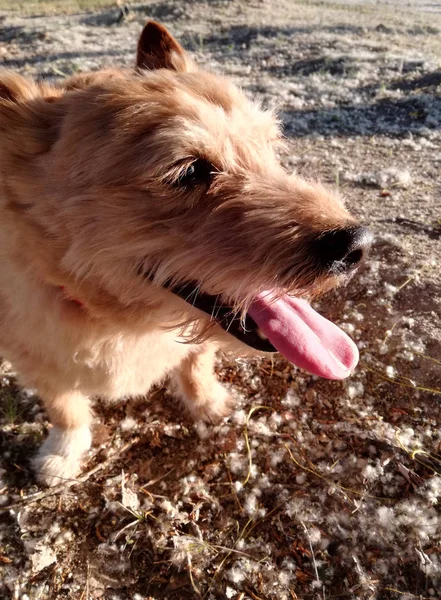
151 277 275 352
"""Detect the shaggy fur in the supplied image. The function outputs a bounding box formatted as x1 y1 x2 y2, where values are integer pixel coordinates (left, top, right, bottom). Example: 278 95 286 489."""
0 21 358 486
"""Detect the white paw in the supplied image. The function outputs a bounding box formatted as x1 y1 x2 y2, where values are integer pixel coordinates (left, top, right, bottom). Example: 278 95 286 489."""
32 453 82 487
32 425 92 487
184 382 235 423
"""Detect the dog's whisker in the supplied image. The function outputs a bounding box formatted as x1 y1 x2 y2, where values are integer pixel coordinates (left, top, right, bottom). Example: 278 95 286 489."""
211 295 223 322
185 286 200 306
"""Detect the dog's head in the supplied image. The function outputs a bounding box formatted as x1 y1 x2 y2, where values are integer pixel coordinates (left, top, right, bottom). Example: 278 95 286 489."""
0 21 372 379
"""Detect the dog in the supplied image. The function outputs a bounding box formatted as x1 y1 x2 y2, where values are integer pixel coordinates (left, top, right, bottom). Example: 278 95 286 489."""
0 21 372 486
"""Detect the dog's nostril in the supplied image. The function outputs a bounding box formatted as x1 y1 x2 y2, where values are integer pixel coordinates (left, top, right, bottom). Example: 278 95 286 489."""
345 247 363 266
315 226 373 272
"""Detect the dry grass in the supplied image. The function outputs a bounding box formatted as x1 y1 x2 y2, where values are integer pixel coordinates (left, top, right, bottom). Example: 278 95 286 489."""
0 0 118 16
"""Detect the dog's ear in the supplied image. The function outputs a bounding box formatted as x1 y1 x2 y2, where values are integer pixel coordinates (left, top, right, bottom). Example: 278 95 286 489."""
136 21 194 72
0 71 64 155
0 70 40 103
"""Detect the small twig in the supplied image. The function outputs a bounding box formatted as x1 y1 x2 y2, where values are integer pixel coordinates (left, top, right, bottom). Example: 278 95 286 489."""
242 504 281 540
225 460 242 511
300 521 325 600
242 405 271 486
413 350 441 366
187 553 201 596
284 442 389 501
51 65 69 78
383 587 432 600
394 261 432 294
361 362 441 396
79 561 91 600
244 588 264 600
395 431 441 475
0 437 139 511
203 516 255 599
111 519 139 543
139 468 174 490
211 544 261 560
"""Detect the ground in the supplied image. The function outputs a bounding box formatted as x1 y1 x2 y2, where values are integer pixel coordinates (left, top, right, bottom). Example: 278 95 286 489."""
0 1 440 599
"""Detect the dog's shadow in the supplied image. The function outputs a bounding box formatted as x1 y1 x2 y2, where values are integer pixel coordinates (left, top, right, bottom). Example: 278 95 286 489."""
0 380 43 490
0 382 208 494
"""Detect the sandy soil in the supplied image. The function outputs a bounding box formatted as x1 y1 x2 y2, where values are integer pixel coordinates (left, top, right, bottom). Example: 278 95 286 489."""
0 1 440 599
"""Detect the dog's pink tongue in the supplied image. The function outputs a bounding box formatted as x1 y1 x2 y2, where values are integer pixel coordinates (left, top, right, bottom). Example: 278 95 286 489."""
248 293 359 380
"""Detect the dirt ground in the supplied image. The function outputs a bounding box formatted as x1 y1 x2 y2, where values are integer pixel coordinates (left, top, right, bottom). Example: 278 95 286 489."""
0 1 440 599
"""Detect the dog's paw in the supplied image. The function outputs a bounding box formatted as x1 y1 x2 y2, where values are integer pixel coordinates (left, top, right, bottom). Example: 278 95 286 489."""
32 425 92 487
32 453 82 487
185 382 235 423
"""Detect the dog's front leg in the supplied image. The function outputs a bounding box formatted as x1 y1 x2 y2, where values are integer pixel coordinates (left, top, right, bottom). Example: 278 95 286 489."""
172 345 234 423
32 390 92 487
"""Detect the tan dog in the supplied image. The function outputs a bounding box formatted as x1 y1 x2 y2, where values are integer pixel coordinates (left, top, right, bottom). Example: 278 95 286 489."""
0 22 372 486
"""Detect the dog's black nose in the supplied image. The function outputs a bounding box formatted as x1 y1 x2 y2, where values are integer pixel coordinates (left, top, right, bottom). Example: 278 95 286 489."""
315 226 373 272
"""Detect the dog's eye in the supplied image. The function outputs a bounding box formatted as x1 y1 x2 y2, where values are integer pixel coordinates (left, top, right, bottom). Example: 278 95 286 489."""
177 158 215 187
